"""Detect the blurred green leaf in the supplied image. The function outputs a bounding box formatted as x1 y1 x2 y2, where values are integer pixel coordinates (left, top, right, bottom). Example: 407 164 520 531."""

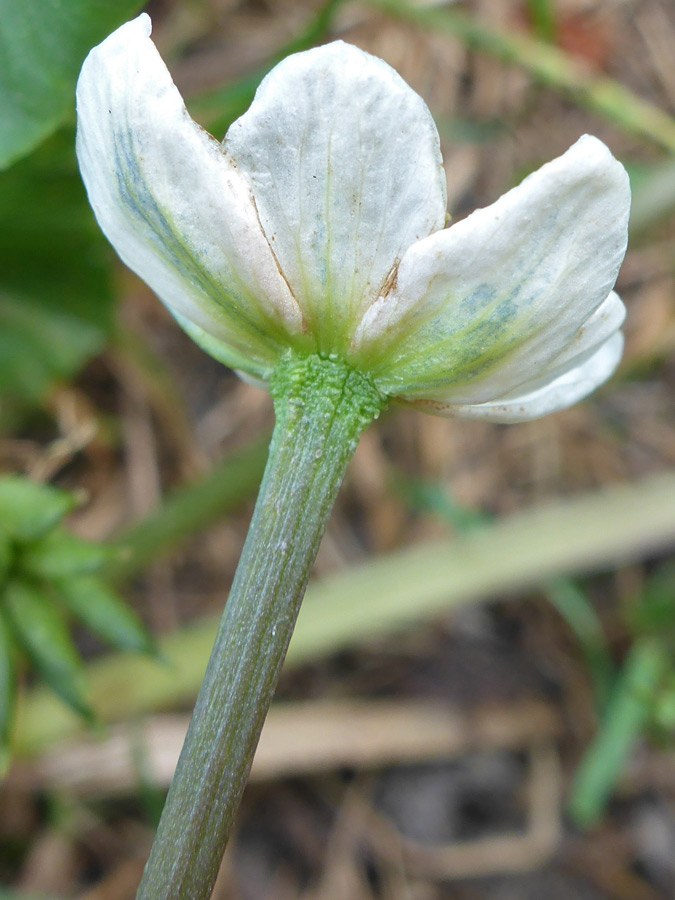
397 477 488 533
0 0 146 168
568 637 670 827
626 562 675 636
546 578 615 711
4 580 92 720
0 608 16 766
653 674 675 733
0 132 114 419
0 476 77 542
57 576 156 656
20 530 111 580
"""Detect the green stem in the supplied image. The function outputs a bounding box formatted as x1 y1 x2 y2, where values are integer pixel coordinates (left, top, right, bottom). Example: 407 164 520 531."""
136 353 383 900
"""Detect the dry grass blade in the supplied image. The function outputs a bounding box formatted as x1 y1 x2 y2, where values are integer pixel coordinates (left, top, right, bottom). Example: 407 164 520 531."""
22 699 560 797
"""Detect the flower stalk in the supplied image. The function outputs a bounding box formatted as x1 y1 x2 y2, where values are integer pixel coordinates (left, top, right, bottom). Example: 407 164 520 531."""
136 353 384 900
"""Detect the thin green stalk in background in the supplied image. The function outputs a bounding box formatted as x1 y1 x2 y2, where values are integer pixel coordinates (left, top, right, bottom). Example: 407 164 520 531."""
546 578 615 712
367 0 675 153
136 353 383 900
569 637 670 826
108 438 269 581
527 0 556 43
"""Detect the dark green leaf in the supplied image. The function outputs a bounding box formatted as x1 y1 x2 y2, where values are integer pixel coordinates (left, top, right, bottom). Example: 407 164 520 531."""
0 0 146 168
57 576 156 655
0 131 115 418
0 476 77 542
20 530 112 580
4 579 92 720
0 530 11 586
626 562 675 636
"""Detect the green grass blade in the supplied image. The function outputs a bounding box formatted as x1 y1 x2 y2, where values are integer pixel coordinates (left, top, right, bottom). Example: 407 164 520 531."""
546 578 615 711
568 637 670 827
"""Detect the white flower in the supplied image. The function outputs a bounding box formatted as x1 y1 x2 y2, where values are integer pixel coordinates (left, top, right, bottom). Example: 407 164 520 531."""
76 14 630 422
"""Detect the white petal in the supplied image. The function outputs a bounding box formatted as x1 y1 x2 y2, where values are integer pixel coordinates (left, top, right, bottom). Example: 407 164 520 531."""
225 41 447 354
76 14 304 376
511 289 625 393
408 332 623 423
354 135 630 401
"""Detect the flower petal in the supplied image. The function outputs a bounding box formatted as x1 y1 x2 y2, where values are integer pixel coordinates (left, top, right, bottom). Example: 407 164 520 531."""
76 14 304 376
225 41 447 354
510 289 625 394
407 332 623 423
354 135 630 401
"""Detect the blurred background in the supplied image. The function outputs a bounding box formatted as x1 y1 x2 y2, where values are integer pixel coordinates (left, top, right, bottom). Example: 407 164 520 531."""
2 0 675 897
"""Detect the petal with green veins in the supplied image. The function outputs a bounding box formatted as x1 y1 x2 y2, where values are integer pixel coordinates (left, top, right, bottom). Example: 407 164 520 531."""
408 332 623 423
76 14 304 376
226 41 447 354
4 580 92 720
355 135 630 402
404 289 625 408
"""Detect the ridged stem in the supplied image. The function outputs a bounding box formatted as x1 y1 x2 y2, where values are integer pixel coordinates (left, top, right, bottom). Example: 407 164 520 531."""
136 352 384 900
